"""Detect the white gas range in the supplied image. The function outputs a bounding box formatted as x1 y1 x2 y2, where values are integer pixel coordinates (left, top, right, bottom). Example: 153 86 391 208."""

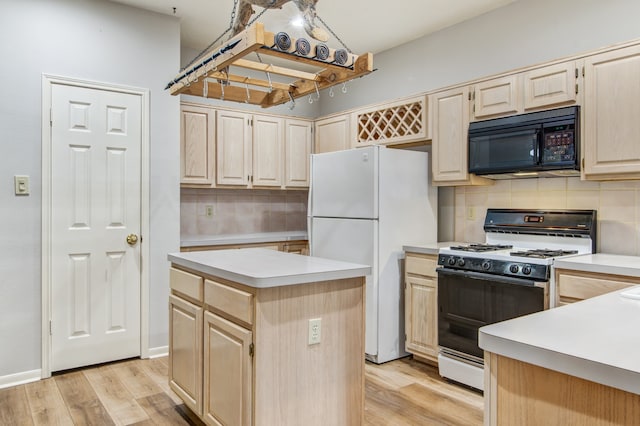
436 209 597 391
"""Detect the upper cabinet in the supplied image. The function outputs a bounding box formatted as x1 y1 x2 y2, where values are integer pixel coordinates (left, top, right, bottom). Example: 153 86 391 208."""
352 95 428 147
284 119 312 188
470 61 580 121
582 44 640 180
430 86 491 186
180 104 216 185
314 114 351 153
180 103 311 189
522 61 579 111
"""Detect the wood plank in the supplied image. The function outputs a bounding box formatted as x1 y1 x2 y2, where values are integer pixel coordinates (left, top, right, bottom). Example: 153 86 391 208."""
0 385 34 425
137 358 183 405
24 378 74 425
132 392 204 426
55 371 115 425
110 359 163 399
83 365 149 425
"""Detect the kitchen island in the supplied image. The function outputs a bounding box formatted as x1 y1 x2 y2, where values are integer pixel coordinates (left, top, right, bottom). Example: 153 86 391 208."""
479 286 640 425
168 248 370 426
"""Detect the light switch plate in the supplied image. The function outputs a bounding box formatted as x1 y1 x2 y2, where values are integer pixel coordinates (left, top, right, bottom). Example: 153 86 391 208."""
14 175 29 195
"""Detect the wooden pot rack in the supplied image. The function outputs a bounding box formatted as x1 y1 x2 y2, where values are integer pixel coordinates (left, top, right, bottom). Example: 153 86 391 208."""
166 22 374 108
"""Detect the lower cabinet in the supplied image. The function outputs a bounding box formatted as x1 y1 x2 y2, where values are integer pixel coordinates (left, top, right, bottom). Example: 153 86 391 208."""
404 252 439 364
203 311 252 426
555 268 637 306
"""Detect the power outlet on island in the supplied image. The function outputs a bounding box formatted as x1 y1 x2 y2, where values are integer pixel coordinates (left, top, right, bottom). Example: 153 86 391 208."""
308 318 321 345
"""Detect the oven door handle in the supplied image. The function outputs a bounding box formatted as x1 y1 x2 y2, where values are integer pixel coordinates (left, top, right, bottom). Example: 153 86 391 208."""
437 267 542 287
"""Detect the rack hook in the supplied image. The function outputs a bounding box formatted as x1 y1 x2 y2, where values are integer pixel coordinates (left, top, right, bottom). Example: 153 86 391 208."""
313 81 320 101
329 87 334 98
342 82 348 94
287 92 296 110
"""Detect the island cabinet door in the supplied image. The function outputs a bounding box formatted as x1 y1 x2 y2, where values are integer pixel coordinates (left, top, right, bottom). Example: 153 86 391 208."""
169 295 203 416
203 311 253 426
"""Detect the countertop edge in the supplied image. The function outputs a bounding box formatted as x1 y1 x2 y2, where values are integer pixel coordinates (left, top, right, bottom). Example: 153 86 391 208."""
479 325 640 395
168 253 371 288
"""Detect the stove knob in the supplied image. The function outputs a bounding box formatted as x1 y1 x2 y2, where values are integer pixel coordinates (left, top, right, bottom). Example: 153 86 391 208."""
448 257 457 266
482 261 491 271
522 265 532 275
509 264 520 274
457 258 466 267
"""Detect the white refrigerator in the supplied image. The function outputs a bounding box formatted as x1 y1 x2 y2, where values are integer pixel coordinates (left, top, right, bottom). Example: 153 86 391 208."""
309 145 437 363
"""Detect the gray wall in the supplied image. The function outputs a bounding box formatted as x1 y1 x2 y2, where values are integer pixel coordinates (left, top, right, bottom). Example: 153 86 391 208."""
319 0 640 116
0 0 180 377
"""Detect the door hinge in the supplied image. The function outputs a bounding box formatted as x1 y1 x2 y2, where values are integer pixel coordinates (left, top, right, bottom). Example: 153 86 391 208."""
249 343 254 358
50 108 52 127
582 66 585 77
582 158 585 169
575 68 579 78
575 83 579 95
49 320 52 336
468 92 471 101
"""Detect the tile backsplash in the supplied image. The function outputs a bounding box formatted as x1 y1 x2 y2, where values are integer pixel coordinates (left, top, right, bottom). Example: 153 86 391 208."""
181 188 308 238
454 177 640 255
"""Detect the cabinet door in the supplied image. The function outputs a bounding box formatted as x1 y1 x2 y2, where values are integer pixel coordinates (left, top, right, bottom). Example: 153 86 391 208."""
523 61 578 110
181 104 215 185
252 114 283 187
203 311 253 426
217 110 250 186
430 86 472 183
472 75 520 119
284 119 312 188
583 45 640 179
405 275 438 360
314 114 351 153
169 295 203 416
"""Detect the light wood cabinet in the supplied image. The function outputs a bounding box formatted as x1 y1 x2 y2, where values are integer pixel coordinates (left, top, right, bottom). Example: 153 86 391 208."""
169 263 365 425
523 61 579 111
582 44 640 180
314 114 352 153
168 268 204 416
180 104 216 186
430 86 492 186
284 119 312 188
180 240 308 254
404 252 439 364
216 110 283 188
554 268 637 306
472 75 520 120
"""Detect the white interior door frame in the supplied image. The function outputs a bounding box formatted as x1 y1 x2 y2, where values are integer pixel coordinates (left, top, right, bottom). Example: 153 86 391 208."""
41 74 150 378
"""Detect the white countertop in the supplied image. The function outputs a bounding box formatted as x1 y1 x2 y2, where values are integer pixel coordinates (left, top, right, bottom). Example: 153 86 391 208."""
403 241 468 255
479 287 640 395
554 253 640 277
168 248 371 288
180 231 308 248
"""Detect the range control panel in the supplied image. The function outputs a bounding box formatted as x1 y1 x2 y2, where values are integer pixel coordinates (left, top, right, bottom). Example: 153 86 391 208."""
437 255 549 281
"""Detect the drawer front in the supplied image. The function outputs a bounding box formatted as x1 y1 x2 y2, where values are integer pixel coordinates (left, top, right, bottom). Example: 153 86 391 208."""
170 267 204 301
557 272 635 302
406 254 438 277
205 279 254 325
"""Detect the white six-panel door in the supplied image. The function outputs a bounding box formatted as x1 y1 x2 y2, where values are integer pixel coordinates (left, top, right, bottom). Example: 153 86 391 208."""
50 83 142 371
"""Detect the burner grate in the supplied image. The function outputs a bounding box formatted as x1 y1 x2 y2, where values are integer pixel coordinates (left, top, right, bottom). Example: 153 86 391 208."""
450 244 513 252
510 249 579 259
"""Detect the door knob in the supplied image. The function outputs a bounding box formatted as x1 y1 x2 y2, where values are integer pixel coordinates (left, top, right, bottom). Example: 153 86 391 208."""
126 234 139 246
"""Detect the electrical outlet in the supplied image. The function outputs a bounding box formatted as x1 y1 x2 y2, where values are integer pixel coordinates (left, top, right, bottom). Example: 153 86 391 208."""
467 206 475 220
205 204 214 217
308 318 321 345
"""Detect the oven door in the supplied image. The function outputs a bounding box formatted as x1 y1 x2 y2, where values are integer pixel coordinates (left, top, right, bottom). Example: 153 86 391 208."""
437 268 546 360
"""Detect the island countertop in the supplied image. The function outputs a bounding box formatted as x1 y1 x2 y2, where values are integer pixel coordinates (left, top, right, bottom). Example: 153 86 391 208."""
479 286 640 395
554 253 640 277
168 248 371 288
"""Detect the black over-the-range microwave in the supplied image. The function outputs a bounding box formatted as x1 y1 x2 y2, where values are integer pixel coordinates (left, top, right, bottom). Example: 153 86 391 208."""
468 106 579 178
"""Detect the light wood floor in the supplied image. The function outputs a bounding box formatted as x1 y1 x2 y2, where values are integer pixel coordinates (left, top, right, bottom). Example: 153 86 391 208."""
0 356 483 425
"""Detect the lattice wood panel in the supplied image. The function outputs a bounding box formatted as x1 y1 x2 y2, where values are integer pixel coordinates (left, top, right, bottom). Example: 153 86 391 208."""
354 96 427 145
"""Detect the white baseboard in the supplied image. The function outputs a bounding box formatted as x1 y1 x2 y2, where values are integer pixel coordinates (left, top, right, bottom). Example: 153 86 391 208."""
0 369 42 390
147 345 168 359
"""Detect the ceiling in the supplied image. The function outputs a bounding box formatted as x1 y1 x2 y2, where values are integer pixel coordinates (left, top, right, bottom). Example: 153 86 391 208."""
111 0 516 56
